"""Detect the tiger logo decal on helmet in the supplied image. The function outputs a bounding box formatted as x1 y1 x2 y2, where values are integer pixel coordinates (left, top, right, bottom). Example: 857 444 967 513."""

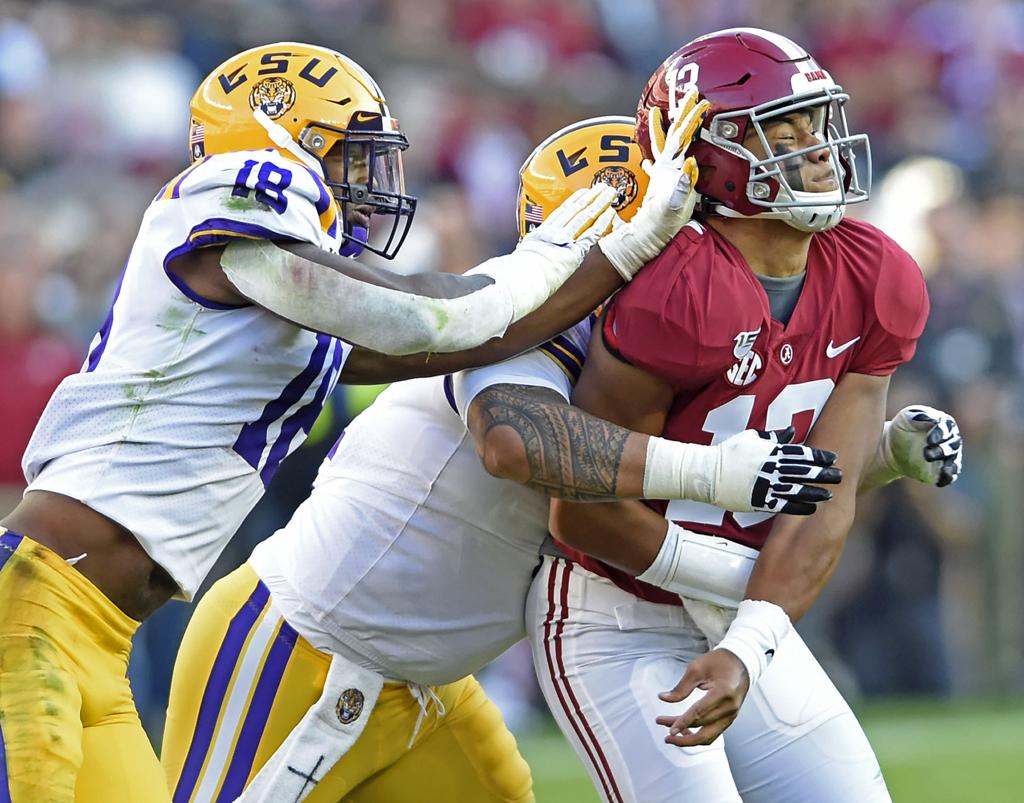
592 165 640 211
517 116 648 238
248 77 296 120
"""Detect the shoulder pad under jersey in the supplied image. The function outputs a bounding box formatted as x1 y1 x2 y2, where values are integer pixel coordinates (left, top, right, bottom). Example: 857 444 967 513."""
872 233 929 342
155 150 341 251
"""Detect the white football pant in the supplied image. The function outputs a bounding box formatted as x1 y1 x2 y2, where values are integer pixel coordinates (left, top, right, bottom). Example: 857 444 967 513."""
525 556 892 803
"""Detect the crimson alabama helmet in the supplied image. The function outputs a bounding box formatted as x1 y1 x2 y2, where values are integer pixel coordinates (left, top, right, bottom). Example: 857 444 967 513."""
636 27 871 232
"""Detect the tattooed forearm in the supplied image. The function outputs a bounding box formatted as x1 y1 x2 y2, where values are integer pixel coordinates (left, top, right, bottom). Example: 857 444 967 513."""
468 383 637 501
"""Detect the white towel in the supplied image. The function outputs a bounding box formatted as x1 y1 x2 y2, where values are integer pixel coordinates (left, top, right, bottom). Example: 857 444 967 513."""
235 652 384 803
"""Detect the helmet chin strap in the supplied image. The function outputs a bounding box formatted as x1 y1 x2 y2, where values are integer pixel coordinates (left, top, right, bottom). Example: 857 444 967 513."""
338 225 367 258
253 109 325 177
710 186 846 233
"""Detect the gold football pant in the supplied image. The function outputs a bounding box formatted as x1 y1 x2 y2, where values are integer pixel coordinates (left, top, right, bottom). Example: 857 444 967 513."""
0 528 168 802
161 563 533 802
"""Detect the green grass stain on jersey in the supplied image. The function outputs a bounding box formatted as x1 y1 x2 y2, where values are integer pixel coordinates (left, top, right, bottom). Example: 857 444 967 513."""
222 195 268 212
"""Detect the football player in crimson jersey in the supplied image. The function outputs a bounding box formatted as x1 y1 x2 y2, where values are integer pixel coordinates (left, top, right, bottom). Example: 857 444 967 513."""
530 28 957 803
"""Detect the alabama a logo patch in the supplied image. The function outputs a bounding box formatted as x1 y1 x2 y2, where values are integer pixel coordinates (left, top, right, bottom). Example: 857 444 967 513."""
249 77 296 119
336 688 365 725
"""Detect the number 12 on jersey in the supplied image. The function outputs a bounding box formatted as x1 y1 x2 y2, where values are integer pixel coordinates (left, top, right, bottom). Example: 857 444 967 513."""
667 379 835 528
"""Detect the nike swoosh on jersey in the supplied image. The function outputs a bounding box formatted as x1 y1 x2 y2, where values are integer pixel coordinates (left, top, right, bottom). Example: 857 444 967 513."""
825 336 860 358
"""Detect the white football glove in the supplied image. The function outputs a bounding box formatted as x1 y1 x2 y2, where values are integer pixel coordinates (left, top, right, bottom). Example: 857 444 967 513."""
869 405 963 488
644 426 842 515
598 89 710 281
474 184 616 322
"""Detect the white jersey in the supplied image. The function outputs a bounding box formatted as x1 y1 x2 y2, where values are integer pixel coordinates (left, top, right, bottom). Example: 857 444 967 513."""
250 316 594 684
23 149 350 599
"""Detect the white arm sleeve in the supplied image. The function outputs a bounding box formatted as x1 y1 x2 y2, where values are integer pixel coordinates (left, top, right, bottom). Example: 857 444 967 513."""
221 239 519 355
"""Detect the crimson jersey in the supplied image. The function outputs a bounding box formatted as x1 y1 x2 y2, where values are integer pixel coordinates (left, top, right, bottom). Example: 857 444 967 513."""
556 218 929 605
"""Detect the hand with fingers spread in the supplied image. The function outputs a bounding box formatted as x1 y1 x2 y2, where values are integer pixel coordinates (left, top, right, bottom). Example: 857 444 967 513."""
657 598 793 747
873 405 963 488
655 648 750 748
599 88 710 280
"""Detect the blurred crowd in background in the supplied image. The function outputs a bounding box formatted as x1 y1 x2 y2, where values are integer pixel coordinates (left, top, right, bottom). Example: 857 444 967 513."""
1 0 1023 741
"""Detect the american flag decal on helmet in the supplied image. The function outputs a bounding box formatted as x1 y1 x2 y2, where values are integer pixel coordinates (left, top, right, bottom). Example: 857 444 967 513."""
524 202 544 225
189 121 206 159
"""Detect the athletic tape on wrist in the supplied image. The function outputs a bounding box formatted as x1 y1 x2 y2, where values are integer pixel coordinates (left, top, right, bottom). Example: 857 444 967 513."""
643 436 716 503
715 599 791 687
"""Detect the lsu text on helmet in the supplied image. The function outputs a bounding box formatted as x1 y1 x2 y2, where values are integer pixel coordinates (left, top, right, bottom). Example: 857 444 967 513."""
636 27 871 233
517 116 649 239
189 42 416 259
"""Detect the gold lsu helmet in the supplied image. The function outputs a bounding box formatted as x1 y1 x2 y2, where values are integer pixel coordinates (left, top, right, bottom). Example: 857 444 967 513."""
189 42 416 259
517 115 649 239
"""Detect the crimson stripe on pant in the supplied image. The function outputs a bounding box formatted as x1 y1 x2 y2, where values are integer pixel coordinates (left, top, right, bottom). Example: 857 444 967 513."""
542 559 624 803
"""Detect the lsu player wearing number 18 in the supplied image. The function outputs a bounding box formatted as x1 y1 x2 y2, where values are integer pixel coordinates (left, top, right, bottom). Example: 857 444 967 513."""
0 40 705 802
158 114 957 803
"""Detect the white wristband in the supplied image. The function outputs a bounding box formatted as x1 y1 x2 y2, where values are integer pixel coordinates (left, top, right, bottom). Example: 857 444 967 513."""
642 436 717 503
636 522 757 608
715 599 792 688
862 420 901 488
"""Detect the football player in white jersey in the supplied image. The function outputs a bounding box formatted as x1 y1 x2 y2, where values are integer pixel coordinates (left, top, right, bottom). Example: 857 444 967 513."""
159 114 960 803
0 43 716 802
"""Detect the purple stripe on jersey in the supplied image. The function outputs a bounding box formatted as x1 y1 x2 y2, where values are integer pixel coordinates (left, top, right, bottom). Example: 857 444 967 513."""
233 334 332 475
162 217 294 311
299 165 332 216
539 343 582 383
85 262 129 373
216 620 298 802
170 156 211 200
258 337 343 486
550 333 586 366
443 374 457 413
0 531 25 575
327 429 346 460
172 581 269 803
0 719 10 803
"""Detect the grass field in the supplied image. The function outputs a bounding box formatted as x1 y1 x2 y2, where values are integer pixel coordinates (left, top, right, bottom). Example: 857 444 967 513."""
518 698 1024 802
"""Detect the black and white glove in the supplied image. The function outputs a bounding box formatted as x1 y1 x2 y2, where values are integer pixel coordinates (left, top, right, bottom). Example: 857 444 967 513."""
643 426 841 515
867 405 963 488
745 427 842 515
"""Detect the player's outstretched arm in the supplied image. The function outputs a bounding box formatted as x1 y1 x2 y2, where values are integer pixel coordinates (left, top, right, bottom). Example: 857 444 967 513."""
465 341 839 507
218 185 617 356
338 248 625 384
